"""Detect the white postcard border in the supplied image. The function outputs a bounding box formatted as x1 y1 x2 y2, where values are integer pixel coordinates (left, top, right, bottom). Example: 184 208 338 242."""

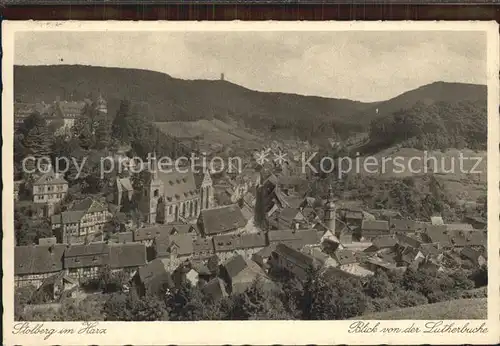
2 20 499 345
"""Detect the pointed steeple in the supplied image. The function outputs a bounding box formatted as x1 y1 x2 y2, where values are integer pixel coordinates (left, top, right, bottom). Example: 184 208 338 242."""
323 184 336 232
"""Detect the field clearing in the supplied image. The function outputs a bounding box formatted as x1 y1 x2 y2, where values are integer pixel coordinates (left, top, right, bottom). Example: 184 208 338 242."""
155 119 261 147
357 298 487 320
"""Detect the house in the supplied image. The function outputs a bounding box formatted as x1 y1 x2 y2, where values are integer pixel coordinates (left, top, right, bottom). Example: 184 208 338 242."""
463 215 487 230
460 246 487 266
364 256 399 273
14 244 67 288
446 223 474 232
114 177 134 207
31 170 68 216
133 225 174 246
134 258 175 296
36 271 78 301
277 175 306 195
174 260 213 287
14 101 54 126
389 218 425 234
193 238 214 259
109 231 134 244
153 233 194 264
213 232 267 258
202 277 228 301
364 236 397 253
269 243 322 281
395 233 422 249
252 244 277 268
139 161 213 224
420 243 444 262
339 208 364 227
334 249 374 278
108 243 147 277
396 246 425 269
63 242 109 282
220 254 271 294
448 230 487 249
422 225 452 248
197 204 247 237
268 207 308 230
51 198 112 244
360 220 390 240
267 229 322 250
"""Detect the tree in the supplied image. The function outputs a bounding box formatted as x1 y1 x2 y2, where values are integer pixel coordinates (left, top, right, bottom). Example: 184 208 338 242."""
165 282 205 321
364 270 394 299
22 113 53 158
229 278 290 320
94 113 112 149
104 290 168 321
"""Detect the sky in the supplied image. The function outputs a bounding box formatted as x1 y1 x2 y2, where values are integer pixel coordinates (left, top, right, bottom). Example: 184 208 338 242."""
15 31 486 102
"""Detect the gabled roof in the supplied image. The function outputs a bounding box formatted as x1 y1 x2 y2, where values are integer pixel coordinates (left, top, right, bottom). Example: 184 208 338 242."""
71 198 107 213
193 238 214 256
134 225 172 242
389 218 423 232
199 204 247 235
15 244 66 275
335 249 362 265
213 232 267 252
154 233 194 258
273 243 317 269
223 254 248 278
116 177 134 192
110 231 134 244
202 277 228 300
156 168 198 203
267 229 321 249
361 220 389 232
424 225 451 247
460 246 484 261
137 258 175 294
108 243 147 269
371 235 397 249
64 242 109 269
58 210 86 224
33 171 67 186
445 223 474 232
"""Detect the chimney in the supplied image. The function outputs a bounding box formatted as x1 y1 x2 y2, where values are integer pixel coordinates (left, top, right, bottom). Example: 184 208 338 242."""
220 73 225 81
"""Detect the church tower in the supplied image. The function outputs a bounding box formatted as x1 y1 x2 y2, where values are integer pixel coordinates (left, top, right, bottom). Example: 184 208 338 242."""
140 152 164 224
200 169 214 211
95 93 107 114
323 185 336 233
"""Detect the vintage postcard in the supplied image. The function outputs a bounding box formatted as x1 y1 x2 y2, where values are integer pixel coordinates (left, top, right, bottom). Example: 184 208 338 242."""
2 20 499 345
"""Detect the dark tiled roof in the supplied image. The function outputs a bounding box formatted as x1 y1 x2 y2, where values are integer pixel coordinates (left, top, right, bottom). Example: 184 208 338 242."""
420 243 441 257
169 234 195 256
108 243 146 269
15 244 66 275
273 243 316 269
202 277 228 300
156 169 199 203
267 229 321 249
460 246 484 261
64 243 109 269
371 235 397 249
137 258 174 294
389 218 424 232
424 225 452 247
111 231 134 244
335 249 361 265
362 220 389 231
448 230 487 247
446 223 474 232
193 238 214 256
199 204 247 235
395 233 422 249
223 254 248 278
134 225 172 242
213 232 267 252
33 171 68 186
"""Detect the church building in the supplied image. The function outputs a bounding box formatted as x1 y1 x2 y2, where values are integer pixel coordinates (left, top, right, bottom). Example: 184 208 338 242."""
139 156 214 224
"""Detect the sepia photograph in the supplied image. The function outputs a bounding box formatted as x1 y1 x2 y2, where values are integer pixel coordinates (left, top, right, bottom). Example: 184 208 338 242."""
2 21 499 345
